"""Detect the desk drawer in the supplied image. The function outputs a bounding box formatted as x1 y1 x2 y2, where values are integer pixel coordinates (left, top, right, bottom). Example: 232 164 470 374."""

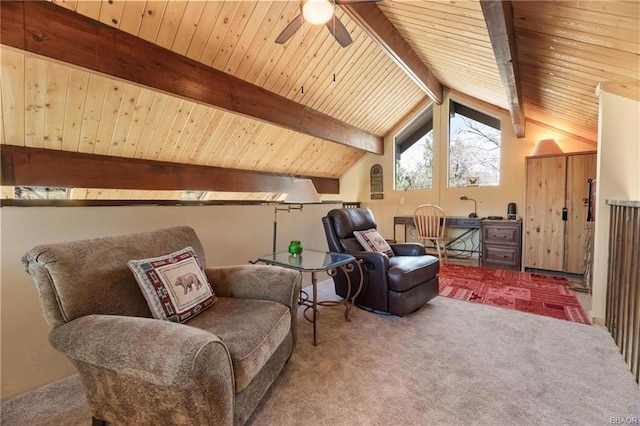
482 245 521 270
482 223 521 246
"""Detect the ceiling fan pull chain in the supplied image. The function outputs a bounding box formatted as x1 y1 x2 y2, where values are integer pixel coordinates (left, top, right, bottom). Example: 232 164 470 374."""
300 4 306 96
332 12 336 84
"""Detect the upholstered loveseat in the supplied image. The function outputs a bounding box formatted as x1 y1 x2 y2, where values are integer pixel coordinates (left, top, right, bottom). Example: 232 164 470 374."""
22 226 301 425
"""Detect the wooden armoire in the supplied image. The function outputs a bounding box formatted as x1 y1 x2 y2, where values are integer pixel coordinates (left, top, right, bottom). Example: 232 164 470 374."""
524 152 597 274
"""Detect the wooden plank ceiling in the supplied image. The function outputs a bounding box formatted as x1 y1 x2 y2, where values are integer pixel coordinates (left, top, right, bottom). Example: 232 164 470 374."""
512 0 639 139
377 0 639 141
1 0 638 200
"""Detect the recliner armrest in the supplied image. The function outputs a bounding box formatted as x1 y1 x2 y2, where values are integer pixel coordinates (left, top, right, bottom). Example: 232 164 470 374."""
390 243 427 256
348 251 390 271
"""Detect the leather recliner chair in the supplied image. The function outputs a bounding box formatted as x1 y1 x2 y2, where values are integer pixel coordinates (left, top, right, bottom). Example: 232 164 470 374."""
322 208 440 316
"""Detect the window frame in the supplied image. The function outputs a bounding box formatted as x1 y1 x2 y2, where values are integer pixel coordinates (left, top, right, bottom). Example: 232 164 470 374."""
447 99 502 188
394 104 435 191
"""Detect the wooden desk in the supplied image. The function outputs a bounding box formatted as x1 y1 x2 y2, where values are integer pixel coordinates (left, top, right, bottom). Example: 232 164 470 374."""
393 216 482 265
393 216 482 239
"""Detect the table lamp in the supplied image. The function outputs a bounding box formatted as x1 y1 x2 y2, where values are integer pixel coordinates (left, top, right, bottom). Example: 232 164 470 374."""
460 195 478 218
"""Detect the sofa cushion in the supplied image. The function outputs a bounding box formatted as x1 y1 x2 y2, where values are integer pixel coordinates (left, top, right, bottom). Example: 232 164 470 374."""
387 255 439 292
186 297 291 393
354 229 394 257
128 247 216 323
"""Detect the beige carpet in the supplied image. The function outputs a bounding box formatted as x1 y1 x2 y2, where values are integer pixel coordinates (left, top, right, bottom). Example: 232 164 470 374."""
3 279 639 425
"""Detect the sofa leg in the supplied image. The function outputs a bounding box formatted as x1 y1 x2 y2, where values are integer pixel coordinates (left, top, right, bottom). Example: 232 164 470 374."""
92 417 106 426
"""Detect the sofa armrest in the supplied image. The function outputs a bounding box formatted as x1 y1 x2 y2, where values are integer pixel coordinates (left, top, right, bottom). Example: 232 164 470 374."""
390 243 427 256
205 264 301 310
50 314 235 424
50 315 231 386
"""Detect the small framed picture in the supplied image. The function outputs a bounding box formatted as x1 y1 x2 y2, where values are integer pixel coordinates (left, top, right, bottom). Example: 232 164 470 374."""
467 176 479 186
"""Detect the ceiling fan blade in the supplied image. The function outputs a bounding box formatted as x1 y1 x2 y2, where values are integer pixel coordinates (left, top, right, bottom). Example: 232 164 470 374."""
275 14 304 44
325 16 353 48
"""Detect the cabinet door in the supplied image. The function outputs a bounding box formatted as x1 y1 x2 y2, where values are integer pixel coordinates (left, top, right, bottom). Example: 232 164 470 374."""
524 156 566 271
564 153 597 273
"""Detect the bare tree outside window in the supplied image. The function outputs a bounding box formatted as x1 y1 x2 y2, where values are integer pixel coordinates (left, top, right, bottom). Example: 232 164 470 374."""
448 103 501 187
396 131 434 190
394 106 434 190
180 191 205 201
14 187 68 200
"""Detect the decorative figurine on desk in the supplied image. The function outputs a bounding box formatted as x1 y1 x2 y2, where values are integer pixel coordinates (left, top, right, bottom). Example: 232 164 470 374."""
288 240 303 256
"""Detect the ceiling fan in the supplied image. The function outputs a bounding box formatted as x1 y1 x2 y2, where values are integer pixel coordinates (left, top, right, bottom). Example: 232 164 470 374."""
275 0 381 48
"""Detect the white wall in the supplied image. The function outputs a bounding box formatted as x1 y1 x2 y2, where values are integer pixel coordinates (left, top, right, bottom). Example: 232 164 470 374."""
591 83 640 321
0 202 338 400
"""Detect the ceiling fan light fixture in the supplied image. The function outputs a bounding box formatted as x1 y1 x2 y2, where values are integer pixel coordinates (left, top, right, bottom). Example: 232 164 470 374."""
303 0 334 25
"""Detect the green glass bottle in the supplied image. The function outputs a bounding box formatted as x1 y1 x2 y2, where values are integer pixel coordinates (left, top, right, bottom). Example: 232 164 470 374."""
288 240 302 255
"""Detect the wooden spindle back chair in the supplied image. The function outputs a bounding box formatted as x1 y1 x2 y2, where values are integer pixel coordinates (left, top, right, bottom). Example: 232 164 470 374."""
413 204 447 264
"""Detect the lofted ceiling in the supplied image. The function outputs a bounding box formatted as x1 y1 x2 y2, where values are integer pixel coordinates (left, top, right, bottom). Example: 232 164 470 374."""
1 0 638 201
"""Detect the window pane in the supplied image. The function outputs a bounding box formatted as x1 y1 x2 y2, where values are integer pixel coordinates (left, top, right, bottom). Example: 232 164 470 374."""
396 131 434 190
180 191 205 200
14 186 68 199
395 106 434 190
448 101 501 188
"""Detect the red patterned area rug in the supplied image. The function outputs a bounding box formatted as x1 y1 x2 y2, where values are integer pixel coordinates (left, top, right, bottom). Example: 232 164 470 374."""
438 264 590 324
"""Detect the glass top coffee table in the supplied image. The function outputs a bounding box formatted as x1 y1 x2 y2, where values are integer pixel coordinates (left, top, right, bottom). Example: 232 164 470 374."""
256 249 363 346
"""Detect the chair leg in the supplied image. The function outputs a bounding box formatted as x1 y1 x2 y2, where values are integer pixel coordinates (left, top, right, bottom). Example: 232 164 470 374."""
435 242 443 265
423 238 444 264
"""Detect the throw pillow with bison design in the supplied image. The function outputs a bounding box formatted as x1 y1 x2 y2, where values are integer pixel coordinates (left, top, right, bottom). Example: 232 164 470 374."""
128 247 216 323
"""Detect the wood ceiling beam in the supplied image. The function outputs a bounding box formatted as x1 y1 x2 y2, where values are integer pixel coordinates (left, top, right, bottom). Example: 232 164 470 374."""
0 146 340 195
480 0 525 137
0 0 383 154
341 3 443 105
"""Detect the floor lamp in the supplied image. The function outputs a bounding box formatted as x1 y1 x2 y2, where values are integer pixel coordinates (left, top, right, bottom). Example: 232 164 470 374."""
273 179 321 253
